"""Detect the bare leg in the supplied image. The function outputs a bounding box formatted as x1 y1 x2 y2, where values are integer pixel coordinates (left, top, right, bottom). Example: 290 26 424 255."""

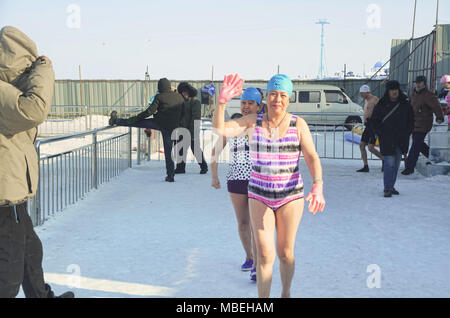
368 144 384 160
249 199 276 298
275 199 304 298
251 223 257 269
229 193 253 261
360 142 368 166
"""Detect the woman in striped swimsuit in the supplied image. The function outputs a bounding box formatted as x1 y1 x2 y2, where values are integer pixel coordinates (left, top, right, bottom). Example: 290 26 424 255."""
213 74 326 298
211 87 262 282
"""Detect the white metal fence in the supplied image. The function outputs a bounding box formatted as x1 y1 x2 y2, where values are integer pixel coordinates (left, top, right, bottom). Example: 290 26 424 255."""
29 112 448 226
28 126 152 226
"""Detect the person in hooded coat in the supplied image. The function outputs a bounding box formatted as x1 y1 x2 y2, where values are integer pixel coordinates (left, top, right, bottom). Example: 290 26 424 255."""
109 78 185 182
370 80 414 198
174 82 208 174
0 26 73 298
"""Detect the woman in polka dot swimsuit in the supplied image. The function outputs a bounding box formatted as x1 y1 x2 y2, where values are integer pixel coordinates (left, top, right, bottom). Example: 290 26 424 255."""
211 87 262 282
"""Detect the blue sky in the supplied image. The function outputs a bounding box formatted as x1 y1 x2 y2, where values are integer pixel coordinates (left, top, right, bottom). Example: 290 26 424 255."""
1 0 449 80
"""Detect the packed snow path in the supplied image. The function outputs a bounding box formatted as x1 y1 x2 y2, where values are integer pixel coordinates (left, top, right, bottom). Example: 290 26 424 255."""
21 159 450 298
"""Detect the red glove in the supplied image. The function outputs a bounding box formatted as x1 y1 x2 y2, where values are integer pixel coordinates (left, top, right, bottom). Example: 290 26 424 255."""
39 56 51 63
305 183 325 215
218 74 244 104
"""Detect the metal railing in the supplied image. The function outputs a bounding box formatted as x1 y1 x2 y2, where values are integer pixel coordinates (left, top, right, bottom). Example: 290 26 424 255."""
188 116 378 163
28 117 447 226
39 105 143 137
28 126 152 226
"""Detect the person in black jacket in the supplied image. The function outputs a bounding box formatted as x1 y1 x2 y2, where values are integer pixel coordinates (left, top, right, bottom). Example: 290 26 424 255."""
370 80 414 198
174 82 208 175
109 78 185 182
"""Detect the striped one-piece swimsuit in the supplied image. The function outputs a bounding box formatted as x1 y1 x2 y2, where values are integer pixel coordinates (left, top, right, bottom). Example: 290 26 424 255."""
248 113 304 211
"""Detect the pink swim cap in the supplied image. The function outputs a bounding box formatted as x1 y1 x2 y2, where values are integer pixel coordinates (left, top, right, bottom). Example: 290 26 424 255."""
441 75 450 84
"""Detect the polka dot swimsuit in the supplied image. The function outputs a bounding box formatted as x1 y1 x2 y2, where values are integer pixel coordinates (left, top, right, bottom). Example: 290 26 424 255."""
226 136 252 181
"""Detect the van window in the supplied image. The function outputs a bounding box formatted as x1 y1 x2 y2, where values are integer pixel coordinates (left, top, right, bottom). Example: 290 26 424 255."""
325 90 348 104
290 92 297 103
298 91 321 103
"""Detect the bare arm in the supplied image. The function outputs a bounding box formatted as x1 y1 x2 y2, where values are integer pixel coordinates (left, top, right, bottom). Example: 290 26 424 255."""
211 135 228 181
212 103 256 138
297 117 323 183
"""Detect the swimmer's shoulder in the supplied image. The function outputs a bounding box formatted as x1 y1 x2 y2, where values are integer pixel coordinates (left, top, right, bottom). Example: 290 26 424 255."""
293 114 308 128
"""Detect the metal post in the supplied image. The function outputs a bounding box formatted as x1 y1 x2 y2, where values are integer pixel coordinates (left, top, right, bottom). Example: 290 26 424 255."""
32 142 42 226
137 128 141 165
147 133 151 161
92 130 98 189
435 0 439 28
412 0 417 39
128 127 133 168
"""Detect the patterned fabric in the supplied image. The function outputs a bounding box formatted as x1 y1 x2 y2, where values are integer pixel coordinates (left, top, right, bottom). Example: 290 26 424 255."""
248 114 304 210
226 136 252 181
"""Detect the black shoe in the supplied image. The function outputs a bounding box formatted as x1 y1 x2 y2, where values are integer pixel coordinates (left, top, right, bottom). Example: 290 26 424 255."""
45 284 75 298
109 111 118 126
200 166 208 175
57 291 75 298
401 168 414 176
357 166 369 172
384 190 393 198
174 168 186 174
392 188 400 195
165 176 175 182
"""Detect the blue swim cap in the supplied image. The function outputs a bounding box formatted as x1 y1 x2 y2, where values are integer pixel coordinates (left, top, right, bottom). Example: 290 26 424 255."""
241 87 262 105
267 74 293 96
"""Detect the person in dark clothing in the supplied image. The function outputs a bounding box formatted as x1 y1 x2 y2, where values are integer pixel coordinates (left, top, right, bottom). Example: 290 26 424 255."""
402 76 444 175
370 80 414 198
109 78 185 182
174 82 208 175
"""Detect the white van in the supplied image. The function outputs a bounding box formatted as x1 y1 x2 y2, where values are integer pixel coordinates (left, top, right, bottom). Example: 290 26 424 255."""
226 84 363 130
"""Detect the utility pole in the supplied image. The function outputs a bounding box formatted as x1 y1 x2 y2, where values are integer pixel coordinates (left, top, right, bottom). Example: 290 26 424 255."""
412 0 417 39
144 66 150 104
316 19 330 79
277 65 280 74
343 64 347 90
145 66 150 81
435 0 440 27
79 65 89 130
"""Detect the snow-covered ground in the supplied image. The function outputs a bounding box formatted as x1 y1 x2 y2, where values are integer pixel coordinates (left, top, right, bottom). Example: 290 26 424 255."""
17 159 450 298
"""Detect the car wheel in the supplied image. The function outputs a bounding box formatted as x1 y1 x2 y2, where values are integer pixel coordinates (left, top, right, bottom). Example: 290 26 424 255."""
344 116 362 131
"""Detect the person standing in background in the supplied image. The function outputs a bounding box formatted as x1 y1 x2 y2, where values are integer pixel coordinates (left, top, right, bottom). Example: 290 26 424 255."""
371 80 414 198
402 76 444 175
357 85 383 172
175 82 208 175
438 75 450 100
